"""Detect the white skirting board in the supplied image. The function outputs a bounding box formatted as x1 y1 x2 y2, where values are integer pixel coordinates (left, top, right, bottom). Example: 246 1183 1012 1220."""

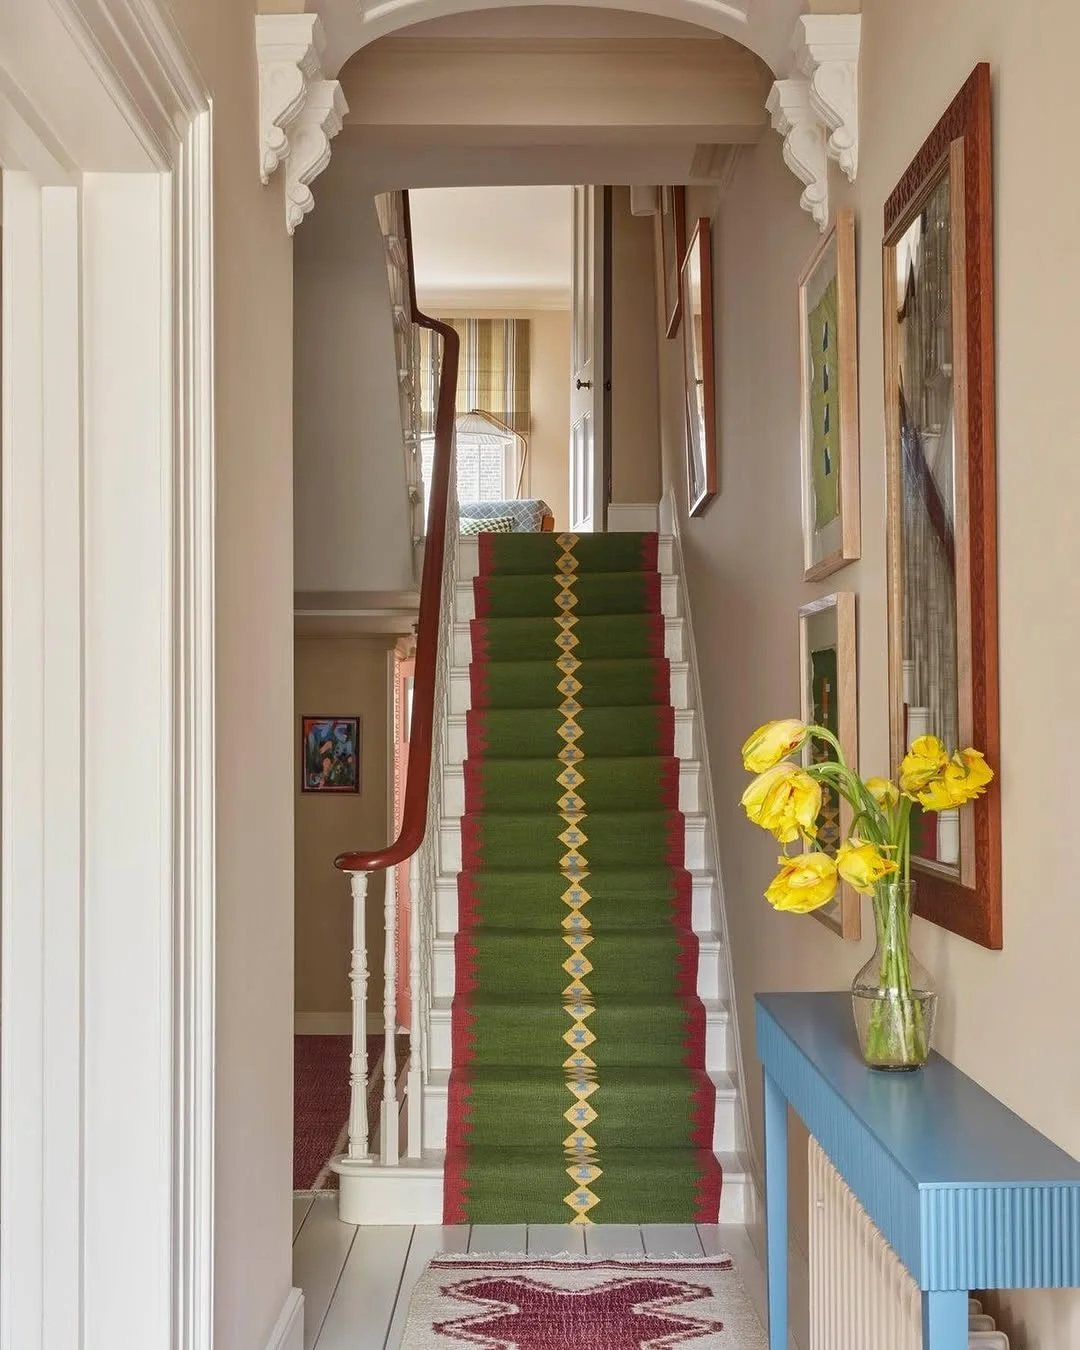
607 502 659 531
264 1288 304 1350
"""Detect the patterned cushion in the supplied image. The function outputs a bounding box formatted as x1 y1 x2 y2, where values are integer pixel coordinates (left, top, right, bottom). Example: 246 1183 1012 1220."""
459 499 552 533
460 515 515 536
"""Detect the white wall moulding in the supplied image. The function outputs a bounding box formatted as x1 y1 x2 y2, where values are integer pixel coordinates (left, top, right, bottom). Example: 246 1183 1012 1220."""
767 78 829 231
793 14 861 183
1 1 216 1348
768 13 861 230
256 13 324 183
284 78 348 234
256 13 347 232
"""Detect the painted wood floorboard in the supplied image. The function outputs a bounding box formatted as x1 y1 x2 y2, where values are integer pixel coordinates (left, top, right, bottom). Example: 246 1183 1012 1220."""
313 1223 413 1350
293 1194 315 1240
583 1224 645 1257
298 1216 773 1350
526 1224 586 1256
383 1227 470 1350
641 1223 706 1258
468 1223 527 1254
291 1197 358 1350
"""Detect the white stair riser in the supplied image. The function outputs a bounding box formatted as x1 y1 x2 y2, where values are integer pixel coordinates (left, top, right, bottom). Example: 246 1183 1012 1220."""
427 1005 732 1074
455 574 680 622
335 1162 753 1226
452 617 688 667
449 662 691 715
435 871 717 937
441 757 703 816
430 938 723 1004
457 535 676 582
444 708 699 764
438 814 709 874
423 1078 738 1155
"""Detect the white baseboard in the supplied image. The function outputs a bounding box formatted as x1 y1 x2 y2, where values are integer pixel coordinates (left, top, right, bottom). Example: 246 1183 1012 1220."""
264 1287 304 1350
607 502 659 531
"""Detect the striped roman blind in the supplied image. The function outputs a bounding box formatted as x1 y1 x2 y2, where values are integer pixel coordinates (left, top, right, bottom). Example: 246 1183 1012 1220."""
420 318 531 436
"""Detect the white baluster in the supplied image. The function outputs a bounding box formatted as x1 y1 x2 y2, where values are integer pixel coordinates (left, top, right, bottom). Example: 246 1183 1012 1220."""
381 870 400 1165
346 869 372 1161
407 858 423 1158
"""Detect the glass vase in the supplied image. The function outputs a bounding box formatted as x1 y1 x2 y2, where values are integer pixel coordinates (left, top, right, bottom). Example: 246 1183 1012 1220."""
851 881 936 1070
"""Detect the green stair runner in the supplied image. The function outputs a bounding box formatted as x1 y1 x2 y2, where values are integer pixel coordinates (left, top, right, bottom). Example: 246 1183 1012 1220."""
445 530 721 1225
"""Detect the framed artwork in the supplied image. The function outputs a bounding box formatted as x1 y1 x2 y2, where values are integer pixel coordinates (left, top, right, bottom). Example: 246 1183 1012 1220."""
799 593 860 939
883 63 1000 949
301 715 361 793
681 217 717 517
799 208 861 581
660 185 687 338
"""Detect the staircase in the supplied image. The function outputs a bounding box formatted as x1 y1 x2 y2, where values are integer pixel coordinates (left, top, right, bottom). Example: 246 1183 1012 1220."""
331 526 751 1225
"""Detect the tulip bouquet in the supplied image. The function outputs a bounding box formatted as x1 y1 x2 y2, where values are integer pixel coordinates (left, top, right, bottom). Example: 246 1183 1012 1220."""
739 719 993 1067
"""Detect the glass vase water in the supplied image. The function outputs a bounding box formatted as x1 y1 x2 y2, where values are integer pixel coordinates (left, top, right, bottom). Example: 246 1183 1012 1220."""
851 880 936 1070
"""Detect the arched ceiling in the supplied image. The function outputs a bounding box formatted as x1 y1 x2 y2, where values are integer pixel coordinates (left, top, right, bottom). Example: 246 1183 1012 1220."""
311 0 808 79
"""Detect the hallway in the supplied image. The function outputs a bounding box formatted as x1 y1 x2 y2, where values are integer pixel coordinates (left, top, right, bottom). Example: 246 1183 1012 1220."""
291 1204 772 1350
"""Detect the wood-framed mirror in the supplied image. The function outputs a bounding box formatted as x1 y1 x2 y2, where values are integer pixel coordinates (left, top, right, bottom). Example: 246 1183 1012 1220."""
882 62 1001 948
681 217 717 516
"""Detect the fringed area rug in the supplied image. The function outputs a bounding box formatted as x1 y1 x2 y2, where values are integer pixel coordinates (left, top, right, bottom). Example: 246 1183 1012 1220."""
398 1253 767 1349
447 531 721 1224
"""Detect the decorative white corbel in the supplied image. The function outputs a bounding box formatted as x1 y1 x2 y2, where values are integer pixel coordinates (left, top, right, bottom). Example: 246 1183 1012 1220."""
255 13 325 185
767 79 829 232
283 78 348 235
793 14 861 183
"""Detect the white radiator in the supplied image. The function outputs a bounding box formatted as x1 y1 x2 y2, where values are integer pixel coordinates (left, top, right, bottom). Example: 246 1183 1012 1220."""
808 1137 1009 1350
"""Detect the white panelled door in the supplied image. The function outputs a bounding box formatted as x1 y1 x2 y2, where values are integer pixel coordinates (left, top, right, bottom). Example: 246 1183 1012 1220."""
569 185 608 532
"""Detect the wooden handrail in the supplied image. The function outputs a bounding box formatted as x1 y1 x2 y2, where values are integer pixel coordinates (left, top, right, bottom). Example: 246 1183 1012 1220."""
335 192 459 873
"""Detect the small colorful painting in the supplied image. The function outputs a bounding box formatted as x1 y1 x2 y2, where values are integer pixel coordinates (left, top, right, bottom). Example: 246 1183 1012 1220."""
301 715 361 794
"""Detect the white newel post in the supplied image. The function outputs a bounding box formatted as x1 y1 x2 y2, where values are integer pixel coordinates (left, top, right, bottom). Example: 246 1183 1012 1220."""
347 870 372 1161
381 873 400 1165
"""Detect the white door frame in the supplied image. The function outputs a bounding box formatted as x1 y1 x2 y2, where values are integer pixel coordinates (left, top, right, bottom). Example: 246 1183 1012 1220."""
0 3 214 1348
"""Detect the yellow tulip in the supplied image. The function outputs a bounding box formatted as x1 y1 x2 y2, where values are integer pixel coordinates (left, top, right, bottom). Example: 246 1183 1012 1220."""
899 735 950 795
836 838 899 895
765 852 839 913
741 762 822 844
916 748 994 811
741 719 808 774
865 777 900 809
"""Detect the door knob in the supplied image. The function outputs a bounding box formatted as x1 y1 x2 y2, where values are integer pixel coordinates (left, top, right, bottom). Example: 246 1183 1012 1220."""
575 378 593 390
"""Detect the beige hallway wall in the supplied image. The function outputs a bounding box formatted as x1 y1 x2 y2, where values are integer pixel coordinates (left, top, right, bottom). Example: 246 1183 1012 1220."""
161 0 295 1346
295 636 396 1018
656 5 1080 1344
611 186 661 505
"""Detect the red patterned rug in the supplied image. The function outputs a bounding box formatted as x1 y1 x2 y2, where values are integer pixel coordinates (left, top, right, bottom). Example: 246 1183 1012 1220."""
294 1034 391 1193
397 1254 767 1348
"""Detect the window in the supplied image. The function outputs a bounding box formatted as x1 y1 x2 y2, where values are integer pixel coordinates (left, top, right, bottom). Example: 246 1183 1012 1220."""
420 427 520 518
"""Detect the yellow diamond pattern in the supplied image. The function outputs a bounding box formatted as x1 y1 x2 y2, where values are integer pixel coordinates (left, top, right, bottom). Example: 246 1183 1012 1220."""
550 533 603 1223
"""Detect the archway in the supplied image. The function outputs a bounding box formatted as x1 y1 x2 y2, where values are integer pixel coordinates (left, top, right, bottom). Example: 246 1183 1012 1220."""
314 0 805 77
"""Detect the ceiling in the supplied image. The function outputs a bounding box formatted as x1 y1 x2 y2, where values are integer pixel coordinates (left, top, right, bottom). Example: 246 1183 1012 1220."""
409 185 572 310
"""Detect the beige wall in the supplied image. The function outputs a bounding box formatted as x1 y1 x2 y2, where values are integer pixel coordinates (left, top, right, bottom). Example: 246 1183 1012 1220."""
295 636 396 1016
161 0 295 1346
294 143 417 594
436 306 572 529
611 186 661 505
657 6 1080 1344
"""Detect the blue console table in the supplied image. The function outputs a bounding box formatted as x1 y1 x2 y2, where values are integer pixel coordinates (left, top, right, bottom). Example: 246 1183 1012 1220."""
756 992 1080 1349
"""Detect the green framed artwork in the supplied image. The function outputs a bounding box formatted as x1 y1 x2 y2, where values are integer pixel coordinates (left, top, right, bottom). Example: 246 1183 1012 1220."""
798 209 860 581
798 592 860 939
